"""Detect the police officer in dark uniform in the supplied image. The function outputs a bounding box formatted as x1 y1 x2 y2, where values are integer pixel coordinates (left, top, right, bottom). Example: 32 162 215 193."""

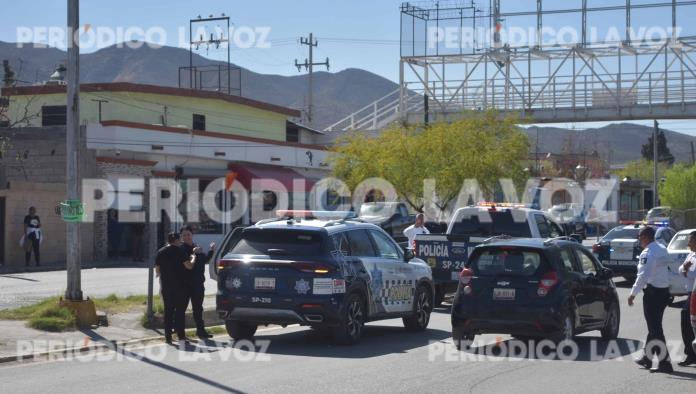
180 225 215 339
155 232 196 344
628 226 673 373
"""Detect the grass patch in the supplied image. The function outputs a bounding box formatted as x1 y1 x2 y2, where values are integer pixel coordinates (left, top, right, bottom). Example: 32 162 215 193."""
185 325 226 337
0 294 165 332
28 307 76 332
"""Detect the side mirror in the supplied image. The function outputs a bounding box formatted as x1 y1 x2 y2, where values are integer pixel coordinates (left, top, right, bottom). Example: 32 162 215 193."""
597 268 613 280
404 248 415 262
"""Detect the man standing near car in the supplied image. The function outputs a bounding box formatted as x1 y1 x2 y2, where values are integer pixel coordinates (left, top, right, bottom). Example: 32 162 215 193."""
628 226 673 373
404 213 430 249
155 232 196 344
677 231 696 366
180 225 215 339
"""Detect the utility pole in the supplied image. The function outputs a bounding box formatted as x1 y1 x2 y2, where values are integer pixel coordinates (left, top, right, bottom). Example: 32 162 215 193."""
91 99 108 123
691 140 695 166
66 0 82 301
653 120 659 208
295 33 329 125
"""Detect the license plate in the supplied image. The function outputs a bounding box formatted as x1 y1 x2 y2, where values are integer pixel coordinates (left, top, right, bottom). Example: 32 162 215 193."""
254 277 276 290
606 260 635 266
493 288 515 300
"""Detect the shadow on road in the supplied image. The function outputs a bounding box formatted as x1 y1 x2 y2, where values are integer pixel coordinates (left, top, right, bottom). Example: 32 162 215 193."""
465 336 643 362
0 274 39 282
245 325 451 359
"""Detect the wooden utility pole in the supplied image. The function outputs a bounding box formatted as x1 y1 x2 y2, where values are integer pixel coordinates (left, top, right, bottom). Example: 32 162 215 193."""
65 0 82 301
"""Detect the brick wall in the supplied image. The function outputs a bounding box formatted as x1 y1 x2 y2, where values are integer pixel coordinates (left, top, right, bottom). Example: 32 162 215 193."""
0 182 94 267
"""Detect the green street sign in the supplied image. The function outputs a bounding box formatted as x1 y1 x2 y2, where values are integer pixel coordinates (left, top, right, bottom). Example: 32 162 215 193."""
59 200 85 222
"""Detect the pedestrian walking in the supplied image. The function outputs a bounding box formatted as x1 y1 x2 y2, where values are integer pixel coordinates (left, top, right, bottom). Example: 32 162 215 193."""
155 232 196 344
180 225 215 339
22 206 42 267
677 231 696 366
629 226 673 373
403 213 429 249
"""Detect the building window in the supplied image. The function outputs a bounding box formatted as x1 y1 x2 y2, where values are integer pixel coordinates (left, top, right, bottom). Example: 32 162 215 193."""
192 114 206 131
41 105 67 126
286 124 299 142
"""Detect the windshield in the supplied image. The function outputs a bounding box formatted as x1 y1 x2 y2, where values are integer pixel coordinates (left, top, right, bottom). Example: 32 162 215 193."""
602 227 640 241
359 203 396 217
469 248 546 277
668 233 691 251
227 229 325 257
451 210 532 237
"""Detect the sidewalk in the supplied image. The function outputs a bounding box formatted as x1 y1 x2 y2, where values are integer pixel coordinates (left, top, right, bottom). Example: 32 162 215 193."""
0 296 225 363
0 258 151 275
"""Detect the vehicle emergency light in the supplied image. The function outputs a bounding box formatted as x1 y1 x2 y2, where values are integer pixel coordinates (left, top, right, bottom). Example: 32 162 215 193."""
276 210 356 220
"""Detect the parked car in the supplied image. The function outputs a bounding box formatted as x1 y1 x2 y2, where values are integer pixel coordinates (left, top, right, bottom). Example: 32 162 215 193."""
210 211 434 345
592 224 676 281
415 204 576 307
358 202 415 244
451 238 620 349
665 229 696 298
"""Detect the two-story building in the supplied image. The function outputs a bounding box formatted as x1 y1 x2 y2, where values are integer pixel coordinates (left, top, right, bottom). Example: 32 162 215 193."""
0 82 329 267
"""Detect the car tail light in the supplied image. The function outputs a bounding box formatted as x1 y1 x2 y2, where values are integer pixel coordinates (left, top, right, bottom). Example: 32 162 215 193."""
537 271 559 297
460 268 474 295
291 262 334 274
592 243 600 253
217 259 242 271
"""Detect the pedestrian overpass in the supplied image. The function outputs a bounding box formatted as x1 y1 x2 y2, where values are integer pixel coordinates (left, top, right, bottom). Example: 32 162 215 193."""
324 1 696 133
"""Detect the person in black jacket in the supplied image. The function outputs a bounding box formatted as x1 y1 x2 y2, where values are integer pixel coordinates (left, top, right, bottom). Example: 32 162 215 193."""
155 232 196 344
180 225 215 339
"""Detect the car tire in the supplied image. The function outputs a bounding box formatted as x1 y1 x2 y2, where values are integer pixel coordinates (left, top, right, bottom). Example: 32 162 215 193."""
332 293 365 345
551 312 575 344
403 285 433 331
600 301 620 340
433 286 444 308
452 325 475 351
225 320 257 341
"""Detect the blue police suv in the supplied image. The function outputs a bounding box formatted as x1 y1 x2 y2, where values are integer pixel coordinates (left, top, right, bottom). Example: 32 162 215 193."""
212 211 434 345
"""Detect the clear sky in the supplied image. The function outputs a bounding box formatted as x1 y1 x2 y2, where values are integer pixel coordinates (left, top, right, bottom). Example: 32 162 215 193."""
2 0 696 135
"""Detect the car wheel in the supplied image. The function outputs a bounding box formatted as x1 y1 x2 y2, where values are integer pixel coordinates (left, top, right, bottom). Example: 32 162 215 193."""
452 325 475 350
403 285 433 331
551 312 575 344
600 301 620 340
332 293 365 345
433 286 444 308
225 320 257 341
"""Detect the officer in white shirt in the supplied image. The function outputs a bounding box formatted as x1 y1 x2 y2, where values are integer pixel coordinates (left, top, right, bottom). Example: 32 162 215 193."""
628 226 673 373
677 231 696 366
403 213 430 249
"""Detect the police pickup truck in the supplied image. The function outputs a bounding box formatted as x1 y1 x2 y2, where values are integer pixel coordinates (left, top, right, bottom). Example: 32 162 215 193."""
414 204 573 306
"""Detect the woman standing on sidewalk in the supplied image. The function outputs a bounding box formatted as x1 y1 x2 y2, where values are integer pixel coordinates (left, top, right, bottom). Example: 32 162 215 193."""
23 206 42 267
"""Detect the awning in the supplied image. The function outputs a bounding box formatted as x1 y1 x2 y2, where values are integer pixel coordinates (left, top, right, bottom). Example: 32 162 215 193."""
228 163 316 192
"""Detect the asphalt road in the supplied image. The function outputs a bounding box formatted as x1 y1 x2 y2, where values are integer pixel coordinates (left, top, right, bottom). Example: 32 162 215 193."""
1 281 694 393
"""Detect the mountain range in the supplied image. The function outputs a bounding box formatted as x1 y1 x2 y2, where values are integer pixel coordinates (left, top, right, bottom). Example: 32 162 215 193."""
2 41 696 163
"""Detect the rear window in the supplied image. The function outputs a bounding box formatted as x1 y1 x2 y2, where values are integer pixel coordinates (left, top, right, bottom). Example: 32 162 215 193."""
668 233 690 251
602 227 640 241
469 248 546 277
228 229 325 257
451 210 532 238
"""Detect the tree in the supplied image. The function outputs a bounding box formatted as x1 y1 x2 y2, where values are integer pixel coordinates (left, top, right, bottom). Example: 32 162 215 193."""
660 164 696 227
641 129 675 165
2 60 16 88
614 159 670 183
329 110 529 215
